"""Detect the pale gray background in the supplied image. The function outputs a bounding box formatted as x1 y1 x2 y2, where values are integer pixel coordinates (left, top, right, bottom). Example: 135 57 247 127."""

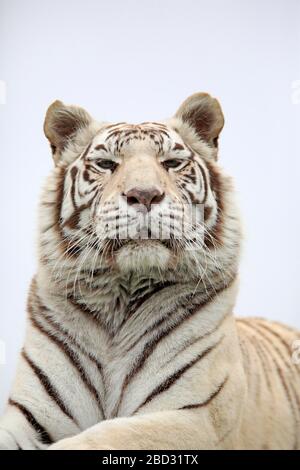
0 0 299 413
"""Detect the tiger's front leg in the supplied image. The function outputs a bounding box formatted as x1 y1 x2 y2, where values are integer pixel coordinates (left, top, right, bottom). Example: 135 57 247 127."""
50 408 240 450
50 373 246 450
0 301 105 449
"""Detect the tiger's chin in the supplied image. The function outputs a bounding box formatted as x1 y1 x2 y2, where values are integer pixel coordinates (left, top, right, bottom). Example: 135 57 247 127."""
113 239 173 274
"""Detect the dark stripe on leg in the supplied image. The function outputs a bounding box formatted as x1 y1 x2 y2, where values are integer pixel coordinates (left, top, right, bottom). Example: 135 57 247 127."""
8 399 53 445
180 375 228 409
21 349 76 424
40 308 106 390
29 311 105 419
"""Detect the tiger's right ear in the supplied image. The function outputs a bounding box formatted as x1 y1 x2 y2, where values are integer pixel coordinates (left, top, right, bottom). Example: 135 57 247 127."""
44 100 92 163
175 93 224 149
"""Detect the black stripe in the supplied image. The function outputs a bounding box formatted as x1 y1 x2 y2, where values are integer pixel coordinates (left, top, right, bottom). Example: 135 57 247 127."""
164 315 227 367
48 317 105 386
29 309 105 419
121 281 175 327
198 162 208 204
203 160 224 247
41 312 106 408
180 375 228 409
67 294 113 339
37 302 105 388
81 142 92 159
8 399 53 445
126 278 233 355
185 187 201 204
2 428 23 450
113 299 205 416
113 280 234 416
21 349 76 423
134 336 224 414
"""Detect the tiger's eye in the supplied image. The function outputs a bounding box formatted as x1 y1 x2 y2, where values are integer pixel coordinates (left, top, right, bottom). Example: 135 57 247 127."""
96 160 118 171
162 159 182 169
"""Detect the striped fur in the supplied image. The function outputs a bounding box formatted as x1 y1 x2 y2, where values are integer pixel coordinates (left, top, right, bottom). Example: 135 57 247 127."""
0 93 299 450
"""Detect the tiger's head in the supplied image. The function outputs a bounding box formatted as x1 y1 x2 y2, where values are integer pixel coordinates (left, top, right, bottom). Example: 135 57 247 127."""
42 93 240 282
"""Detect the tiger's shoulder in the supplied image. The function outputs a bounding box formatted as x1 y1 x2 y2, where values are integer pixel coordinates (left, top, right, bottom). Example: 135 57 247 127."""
236 316 300 370
237 316 299 341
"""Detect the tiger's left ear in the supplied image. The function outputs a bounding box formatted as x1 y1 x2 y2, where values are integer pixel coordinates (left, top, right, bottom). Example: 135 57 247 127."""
44 100 92 163
175 92 224 148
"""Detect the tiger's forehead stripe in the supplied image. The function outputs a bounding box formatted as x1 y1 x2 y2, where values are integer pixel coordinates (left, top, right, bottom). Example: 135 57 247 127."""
103 123 171 141
90 122 193 159
90 123 167 156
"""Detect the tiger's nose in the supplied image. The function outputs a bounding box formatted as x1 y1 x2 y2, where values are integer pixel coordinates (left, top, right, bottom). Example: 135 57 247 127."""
123 187 165 212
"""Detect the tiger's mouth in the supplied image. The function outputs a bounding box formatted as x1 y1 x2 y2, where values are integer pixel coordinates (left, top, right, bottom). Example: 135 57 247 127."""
103 236 177 273
93 203 202 270
101 236 179 255
95 210 186 255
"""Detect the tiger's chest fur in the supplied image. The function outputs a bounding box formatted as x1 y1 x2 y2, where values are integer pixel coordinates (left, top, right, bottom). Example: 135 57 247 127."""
32 264 238 423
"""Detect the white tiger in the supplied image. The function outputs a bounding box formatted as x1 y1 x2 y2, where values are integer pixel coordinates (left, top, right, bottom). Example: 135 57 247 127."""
0 93 299 450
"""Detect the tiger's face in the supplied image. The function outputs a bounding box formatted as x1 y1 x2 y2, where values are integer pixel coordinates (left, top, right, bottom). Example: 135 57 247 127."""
43 93 238 278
